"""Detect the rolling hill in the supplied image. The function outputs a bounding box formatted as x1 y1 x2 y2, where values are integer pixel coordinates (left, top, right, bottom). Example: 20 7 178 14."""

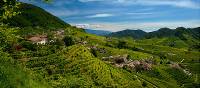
108 27 200 50
108 27 200 40
146 27 200 40
108 29 147 39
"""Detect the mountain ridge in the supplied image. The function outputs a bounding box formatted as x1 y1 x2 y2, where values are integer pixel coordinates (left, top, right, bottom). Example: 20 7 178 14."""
108 27 200 40
108 29 147 39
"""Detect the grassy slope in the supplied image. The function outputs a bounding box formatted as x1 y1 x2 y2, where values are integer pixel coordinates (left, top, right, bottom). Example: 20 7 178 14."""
0 51 49 88
70 30 199 87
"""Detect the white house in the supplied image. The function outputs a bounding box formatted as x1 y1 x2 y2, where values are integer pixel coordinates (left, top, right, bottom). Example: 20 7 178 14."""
36 38 48 45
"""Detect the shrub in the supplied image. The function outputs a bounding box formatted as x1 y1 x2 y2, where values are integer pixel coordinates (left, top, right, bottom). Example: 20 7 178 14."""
142 81 147 87
63 36 75 46
91 48 98 57
117 40 127 49
21 41 37 51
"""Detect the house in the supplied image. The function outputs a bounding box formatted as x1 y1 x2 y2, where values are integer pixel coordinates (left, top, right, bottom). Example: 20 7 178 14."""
78 41 88 45
53 30 65 39
55 30 65 35
27 35 48 45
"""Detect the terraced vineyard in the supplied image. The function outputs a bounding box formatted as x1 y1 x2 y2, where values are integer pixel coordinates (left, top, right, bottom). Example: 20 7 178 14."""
0 1 200 88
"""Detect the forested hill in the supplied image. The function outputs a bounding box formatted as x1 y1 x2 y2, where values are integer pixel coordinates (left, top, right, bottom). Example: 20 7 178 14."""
2 3 69 28
108 29 147 39
146 27 200 40
108 27 200 51
108 27 200 40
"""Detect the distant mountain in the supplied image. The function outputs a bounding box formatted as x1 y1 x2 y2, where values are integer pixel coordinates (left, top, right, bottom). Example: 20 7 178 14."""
108 27 200 40
108 27 200 50
145 28 175 38
186 27 200 40
108 29 147 39
3 3 69 28
146 27 200 40
85 29 112 36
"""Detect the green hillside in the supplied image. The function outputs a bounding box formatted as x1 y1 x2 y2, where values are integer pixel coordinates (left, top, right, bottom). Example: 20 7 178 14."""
0 2 200 88
109 27 200 51
3 3 69 29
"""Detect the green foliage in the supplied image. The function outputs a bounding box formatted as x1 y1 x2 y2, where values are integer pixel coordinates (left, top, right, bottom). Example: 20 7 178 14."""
0 24 20 51
0 0 21 20
117 40 128 49
0 50 49 88
20 41 37 51
63 36 75 46
165 68 193 86
90 48 98 57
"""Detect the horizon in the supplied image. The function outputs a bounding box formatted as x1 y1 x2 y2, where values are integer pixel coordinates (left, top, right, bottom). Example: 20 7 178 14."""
20 0 200 32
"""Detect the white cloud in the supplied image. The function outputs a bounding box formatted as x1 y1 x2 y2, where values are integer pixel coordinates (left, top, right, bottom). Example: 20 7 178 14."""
52 1 73 6
86 13 114 18
79 0 200 9
134 0 200 9
72 20 200 32
127 12 154 15
47 9 79 17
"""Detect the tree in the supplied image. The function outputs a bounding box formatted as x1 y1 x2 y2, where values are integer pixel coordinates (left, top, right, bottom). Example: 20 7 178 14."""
1 0 20 21
63 36 75 46
1 0 51 22
20 41 37 51
142 81 147 87
91 48 97 57
0 25 20 52
117 40 127 49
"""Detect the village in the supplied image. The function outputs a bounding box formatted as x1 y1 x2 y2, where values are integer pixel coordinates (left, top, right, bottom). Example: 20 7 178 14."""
26 29 65 45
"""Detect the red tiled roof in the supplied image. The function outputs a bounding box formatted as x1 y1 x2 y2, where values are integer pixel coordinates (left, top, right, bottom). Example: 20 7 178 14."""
27 35 47 42
28 37 42 42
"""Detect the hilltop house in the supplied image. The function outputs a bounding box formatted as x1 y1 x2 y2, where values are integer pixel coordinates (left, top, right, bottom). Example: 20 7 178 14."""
27 35 48 45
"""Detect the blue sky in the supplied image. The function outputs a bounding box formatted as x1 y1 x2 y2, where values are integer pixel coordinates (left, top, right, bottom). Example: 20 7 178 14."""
20 0 200 32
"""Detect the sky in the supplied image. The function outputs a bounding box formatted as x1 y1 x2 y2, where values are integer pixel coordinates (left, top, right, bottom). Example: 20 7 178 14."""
20 0 200 32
